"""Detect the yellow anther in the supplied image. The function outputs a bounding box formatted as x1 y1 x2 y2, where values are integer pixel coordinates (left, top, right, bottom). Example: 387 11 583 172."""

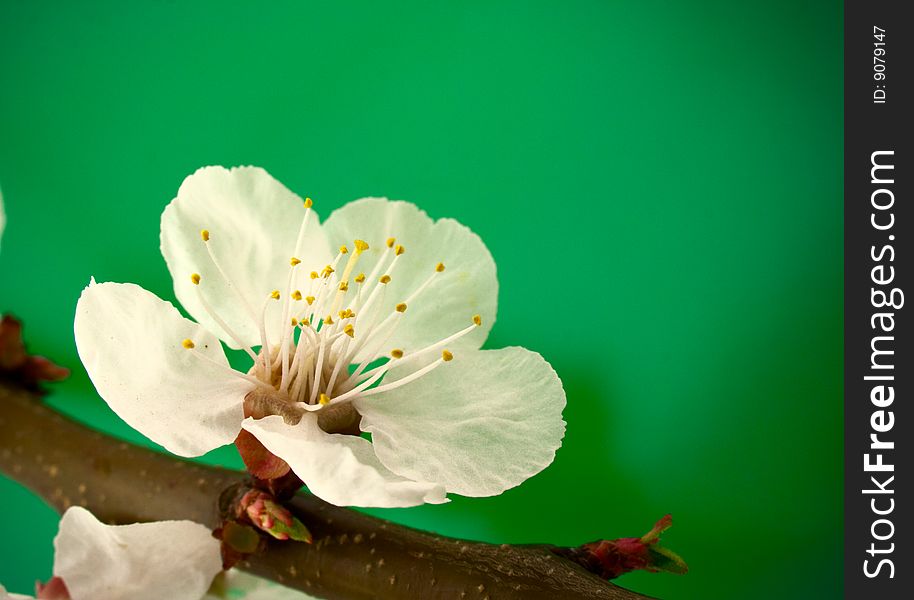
436 262 445 272
319 393 330 405
190 273 201 285
386 237 396 248
390 348 404 359
181 339 195 349
291 317 298 327
310 271 319 279
340 245 349 255
442 349 454 362
338 281 349 292
291 290 302 301
290 257 301 266
473 314 482 326
343 324 355 338
395 244 405 256
200 229 210 242
354 239 369 253
321 265 335 278
379 275 391 284
395 302 407 313
301 318 310 327
305 295 315 305
324 315 334 325
270 290 280 300
355 272 366 283
304 197 313 208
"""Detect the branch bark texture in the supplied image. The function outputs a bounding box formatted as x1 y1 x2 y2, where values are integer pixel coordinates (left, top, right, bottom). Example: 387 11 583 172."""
0 382 653 600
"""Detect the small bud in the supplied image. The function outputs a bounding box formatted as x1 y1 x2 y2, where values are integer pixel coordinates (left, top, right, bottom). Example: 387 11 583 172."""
238 489 312 543
554 515 687 580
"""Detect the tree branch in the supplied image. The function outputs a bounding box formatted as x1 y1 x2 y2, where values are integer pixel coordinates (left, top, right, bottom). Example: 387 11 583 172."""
0 382 654 599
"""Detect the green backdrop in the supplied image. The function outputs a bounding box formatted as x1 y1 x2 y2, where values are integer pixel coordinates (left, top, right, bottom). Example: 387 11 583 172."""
0 1 842 598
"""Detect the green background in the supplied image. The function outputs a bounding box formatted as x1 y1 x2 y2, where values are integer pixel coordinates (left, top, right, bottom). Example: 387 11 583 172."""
0 1 842 598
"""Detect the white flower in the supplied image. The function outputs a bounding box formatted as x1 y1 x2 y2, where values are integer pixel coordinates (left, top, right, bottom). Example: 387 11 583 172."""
0 507 222 600
75 166 566 508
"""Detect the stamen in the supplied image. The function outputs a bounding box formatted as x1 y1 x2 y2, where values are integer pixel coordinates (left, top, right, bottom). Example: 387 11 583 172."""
292 290 302 301
290 257 301 266
192 283 258 361
182 341 269 388
391 348 403 359
190 273 201 285
386 237 396 248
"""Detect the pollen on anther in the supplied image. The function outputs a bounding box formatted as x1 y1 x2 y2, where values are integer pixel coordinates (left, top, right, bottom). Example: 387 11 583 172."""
190 273 201 285
291 318 299 327
306 295 315 305
343 324 355 338
355 272 366 283
182 339 195 349
442 349 454 362
200 229 210 242
290 257 302 266
270 290 281 300
339 281 349 292
395 244 406 256
310 271 319 279
324 315 334 325
319 393 330 405
386 237 396 248
340 245 349 255
396 303 407 313
379 275 391 284
301 319 311 327
354 239 369 253
436 262 445 272
473 314 482 326
304 197 313 208
390 349 404 359
292 290 302 301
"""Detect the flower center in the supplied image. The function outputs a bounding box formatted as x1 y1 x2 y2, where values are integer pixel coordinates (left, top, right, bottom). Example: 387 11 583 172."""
180 198 482 432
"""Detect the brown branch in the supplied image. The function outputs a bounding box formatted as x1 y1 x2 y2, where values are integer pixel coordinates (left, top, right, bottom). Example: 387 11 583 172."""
0 382 654 599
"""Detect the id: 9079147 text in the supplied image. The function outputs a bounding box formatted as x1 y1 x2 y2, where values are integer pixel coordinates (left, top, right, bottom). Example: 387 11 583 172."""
873 26 886 104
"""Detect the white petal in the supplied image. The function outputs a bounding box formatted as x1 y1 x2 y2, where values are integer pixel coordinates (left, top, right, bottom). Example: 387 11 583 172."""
0 583 33 600
161 166 333 348
74 281 251 457
322 198 496 358
355 347 566 497
242 415 447 508
203 570 319 600
54 507 222 600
